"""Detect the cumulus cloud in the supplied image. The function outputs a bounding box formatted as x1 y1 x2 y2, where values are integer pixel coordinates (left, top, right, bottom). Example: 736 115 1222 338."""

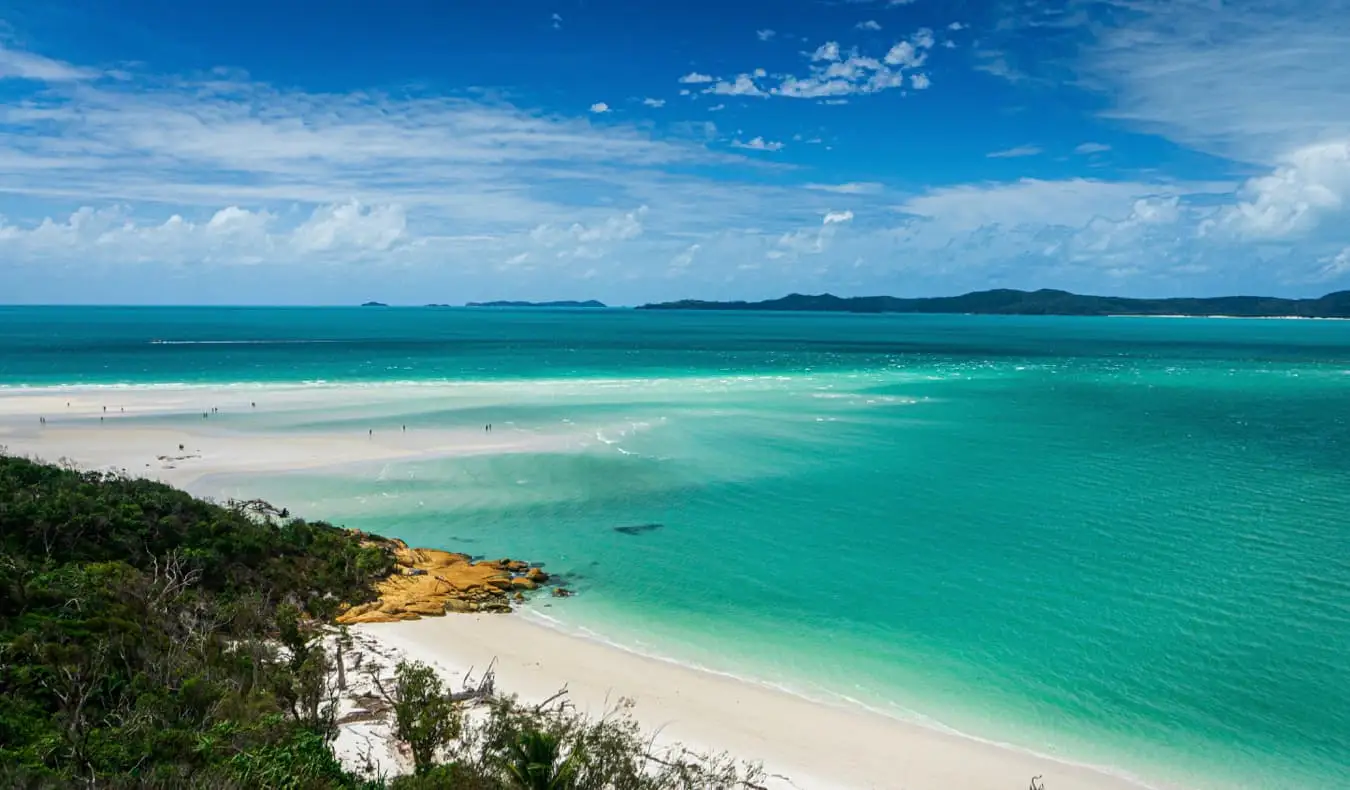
690 27 938 102
642 98 666 108
0 200 405 265
857 21 883 31
707 74 767 97
823 210 855 224
1212 142 1350 239
812 42 842 62
589 102 611 113
731 136 784 152
679 72 715 84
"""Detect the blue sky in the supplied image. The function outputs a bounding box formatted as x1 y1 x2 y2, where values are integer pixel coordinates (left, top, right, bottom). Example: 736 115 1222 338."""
2 0 1349 305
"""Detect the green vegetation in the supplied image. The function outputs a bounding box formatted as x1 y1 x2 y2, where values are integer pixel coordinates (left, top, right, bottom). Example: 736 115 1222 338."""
0 455 764 788
639 288 1350 317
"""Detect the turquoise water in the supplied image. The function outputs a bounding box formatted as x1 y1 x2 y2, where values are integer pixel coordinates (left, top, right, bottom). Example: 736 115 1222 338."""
2 306 1348 789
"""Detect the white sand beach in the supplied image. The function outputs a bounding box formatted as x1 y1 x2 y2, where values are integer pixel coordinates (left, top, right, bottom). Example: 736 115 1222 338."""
356 614 1158 790
0 384 1164 790
0 383 596 489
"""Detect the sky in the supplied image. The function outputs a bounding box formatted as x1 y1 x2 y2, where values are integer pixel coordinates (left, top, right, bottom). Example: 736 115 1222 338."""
2 0 1350 305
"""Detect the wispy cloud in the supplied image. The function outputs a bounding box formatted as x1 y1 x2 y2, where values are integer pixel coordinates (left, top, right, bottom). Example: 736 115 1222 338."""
857 20 882 31
757 29 776 41
678 72 715 84
1074 142 1111 155
642 97 666 108
987 145 1042 159
806 182 883 194
0 44 98 81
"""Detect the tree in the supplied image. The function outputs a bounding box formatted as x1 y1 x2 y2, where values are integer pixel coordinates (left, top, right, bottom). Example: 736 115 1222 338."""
503 729 581 790
381 660 462 776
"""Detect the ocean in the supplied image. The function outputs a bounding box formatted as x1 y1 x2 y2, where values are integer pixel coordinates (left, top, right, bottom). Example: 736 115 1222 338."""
2 305 1347 789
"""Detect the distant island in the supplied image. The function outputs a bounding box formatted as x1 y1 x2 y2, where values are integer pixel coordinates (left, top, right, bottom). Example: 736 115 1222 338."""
466 300 607 308
639 289 1350 318
360 301 388 307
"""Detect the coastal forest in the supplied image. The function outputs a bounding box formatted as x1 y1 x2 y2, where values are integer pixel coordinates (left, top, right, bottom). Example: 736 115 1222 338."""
0 454 760 789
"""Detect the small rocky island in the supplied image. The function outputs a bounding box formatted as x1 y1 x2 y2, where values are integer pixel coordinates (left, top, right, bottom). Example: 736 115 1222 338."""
360 301 389 307
336 537 567 624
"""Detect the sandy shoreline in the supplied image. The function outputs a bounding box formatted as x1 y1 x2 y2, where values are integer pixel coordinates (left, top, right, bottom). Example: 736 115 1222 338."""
0 383 596 489
356 613 1157 790
1 384 1169 790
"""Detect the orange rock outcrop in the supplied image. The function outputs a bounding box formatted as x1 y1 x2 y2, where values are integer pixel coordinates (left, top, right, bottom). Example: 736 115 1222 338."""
335 538 553 625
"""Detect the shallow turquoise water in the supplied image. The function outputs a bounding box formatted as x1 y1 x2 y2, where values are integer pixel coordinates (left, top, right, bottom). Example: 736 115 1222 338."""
2 306 1348 789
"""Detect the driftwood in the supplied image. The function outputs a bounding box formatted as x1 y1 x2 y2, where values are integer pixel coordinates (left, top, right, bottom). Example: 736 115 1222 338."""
451 659 497 703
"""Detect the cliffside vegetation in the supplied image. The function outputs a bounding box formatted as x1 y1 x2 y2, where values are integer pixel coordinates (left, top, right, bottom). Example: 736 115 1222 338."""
0 455 762 789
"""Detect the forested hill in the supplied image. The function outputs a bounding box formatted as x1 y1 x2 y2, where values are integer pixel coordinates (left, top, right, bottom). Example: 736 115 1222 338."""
0 456 768 789
638 289 1350 318
0 454 395 787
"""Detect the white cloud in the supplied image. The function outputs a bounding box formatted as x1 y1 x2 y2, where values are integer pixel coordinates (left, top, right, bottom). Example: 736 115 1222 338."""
589 102 611 113
551 12 562 29
528 206 649 259
0 45 97 82
669 243 701 273
1212 141 1350 238
948 22 966 31
642 98 666 108
292 201 407 252
987 145 1042 159
812 42 842 62
690 26 940 103
1074 142 1111 155
857 21 883 31
678 72 715 84
757 30 776 41
1314 247 1350 281
731 136 784 152
806 182 883 194
709 104 726 111
823 210 854 224
1081 0 1350 166
707 74 767 97
0 200 404 265
884 40 927 68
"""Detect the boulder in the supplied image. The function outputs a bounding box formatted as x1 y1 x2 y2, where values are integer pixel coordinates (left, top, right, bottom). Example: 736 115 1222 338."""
511 577 537 591
551 587 572 598
526 567 549 583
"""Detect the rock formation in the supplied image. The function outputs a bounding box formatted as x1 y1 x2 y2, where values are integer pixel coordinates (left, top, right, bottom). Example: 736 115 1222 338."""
336 538 556 624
